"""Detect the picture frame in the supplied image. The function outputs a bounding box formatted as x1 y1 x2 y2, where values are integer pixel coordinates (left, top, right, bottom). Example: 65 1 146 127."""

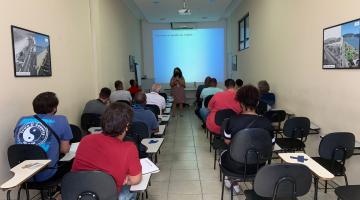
11 25 52 77
232 55 237 71
323 18 360 69
129 55 135 72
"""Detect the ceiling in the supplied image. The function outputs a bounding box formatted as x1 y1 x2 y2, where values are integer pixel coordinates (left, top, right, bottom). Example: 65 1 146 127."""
125 0 242 23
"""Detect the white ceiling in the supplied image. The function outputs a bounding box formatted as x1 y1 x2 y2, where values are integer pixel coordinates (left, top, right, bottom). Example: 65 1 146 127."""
125 0 242 23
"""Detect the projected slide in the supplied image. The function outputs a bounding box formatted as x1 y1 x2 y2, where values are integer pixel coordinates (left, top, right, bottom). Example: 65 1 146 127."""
153 28 224 83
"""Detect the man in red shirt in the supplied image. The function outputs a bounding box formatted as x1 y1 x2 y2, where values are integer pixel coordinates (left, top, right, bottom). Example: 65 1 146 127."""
72 102 142 199
128 79 141 97
206 79 242 134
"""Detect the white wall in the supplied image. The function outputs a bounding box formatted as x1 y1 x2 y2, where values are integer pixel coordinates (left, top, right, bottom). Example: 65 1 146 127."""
141 21 228 88
229 0 360 183
0 0 141 199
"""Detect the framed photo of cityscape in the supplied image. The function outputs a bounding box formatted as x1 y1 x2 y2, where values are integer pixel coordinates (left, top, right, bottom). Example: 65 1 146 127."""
11 26 52 77
323 19 360 69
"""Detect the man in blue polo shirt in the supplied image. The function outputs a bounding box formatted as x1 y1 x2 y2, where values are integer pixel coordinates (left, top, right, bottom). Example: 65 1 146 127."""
14 92 73 182
132 92 159 135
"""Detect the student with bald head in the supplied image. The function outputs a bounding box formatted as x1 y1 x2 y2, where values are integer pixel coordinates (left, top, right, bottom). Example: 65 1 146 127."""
146 84 166 114
132 92 159 135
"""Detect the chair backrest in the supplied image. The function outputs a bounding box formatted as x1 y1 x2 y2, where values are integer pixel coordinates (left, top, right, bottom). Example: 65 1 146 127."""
254 163 312 199
159 92 167 101
214 109 237 126
264 110 287 123
61 171 118 200
127 121 150 139
116 100 131 106
319 132 355 160
8 144 48 168
256 100 268 115
203 95 214 108
145 104 160 119
70 124 83 143
81 113 101 133
230 128 273 165
220 118 230 137
283 117 310 139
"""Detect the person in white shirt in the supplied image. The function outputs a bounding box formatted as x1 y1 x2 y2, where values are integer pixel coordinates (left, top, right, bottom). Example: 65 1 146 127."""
110 80 132 103
146 84 166 114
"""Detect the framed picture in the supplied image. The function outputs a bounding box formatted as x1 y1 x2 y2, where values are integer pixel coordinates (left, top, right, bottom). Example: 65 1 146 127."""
323 19 360 69
11 26 52 77
232 55 237 71
129 55 135 72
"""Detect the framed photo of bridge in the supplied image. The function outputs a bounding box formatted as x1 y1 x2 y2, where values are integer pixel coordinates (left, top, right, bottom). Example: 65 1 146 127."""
11 25 52 77
323 19 360 69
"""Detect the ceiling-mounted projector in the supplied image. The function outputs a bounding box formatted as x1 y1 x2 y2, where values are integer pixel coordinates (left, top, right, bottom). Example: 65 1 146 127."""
178 0 191 15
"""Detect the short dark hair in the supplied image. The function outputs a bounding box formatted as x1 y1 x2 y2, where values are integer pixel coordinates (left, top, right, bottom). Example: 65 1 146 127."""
99 87 111 98
129 79 136 86
225 79 235 88
236 85 259 110
101 102 133 137
236 79 243 87
133 92 146 105
204 76 212 86
114 80 123 90
209 78 217 86
33 92 59 114
258 80 270 94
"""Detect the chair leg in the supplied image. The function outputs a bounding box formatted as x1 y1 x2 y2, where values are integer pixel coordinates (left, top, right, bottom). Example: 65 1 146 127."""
325 180 328 193
220 170 222 182
16 186 22 200
145 190 148 199
221 174 225 200
214 149 217 170
344 174 349 186
25 184 30 200
209 134 212 152
230 184 234 200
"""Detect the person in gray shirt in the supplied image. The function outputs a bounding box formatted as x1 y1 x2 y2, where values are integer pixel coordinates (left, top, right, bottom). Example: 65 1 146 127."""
82 87 111 115
110 80 132 103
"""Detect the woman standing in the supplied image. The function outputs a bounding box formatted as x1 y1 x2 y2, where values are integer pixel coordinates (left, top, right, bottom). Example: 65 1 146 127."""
170 67 186 117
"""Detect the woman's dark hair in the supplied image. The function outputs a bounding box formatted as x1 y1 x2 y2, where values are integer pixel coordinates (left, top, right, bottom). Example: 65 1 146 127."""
236 85 259 110
204 76 212 87
129 79 136 86
114 80 123 90
101 102 133 137
225 79 235 88
99 87 111 98
236 79 243 87
258 80 270 94
33 92 59 114
172 67 183 78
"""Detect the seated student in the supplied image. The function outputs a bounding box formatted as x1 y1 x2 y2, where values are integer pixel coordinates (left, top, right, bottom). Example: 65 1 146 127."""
220 85 274 192
199 78 223 122
82 87 111 115
195 76 211 120
206 79 242 134
132 92 159 135
110 80 132 103
146 84 166 114
72 102 141 200
14 92 73 182
235 78 243 90
128 79 141 98
258 80 275 109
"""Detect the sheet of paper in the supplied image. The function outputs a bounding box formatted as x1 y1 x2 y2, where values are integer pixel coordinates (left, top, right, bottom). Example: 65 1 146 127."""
140 158 160 174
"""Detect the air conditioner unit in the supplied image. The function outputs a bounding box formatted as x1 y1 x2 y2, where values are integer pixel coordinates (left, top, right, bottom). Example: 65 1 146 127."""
170 22 197 29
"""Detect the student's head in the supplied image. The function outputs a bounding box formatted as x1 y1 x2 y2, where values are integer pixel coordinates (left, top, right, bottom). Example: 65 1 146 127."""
225 79 235 89
133 92 147 105
236 85 259 111
204 76 212 87
258 80 270 94
151 84 162 93
236 79 243 88
114 80 123 90
173 67 183 78
129 79 137 86
209 78 217 87
33 92 59 114
101 102 133 138
99 87 111 100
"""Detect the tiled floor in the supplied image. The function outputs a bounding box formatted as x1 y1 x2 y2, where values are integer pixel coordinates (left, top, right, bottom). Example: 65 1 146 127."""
147 108 339 200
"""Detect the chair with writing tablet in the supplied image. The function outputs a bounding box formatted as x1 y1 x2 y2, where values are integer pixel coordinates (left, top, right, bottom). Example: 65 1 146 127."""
61 171 118 200
312 132 355 193
81 113 101 134
8 144 62 200
244 163 312 200
70 124 83 144
263 110 286 138
145 104 160 120
203 94 214 137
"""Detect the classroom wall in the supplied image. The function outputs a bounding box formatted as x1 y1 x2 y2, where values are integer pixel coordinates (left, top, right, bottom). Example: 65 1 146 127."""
229 0 360 182
0 0 141 198
91 0 142 91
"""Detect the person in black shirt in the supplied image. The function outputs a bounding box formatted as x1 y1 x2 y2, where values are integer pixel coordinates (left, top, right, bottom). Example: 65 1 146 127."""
220 85 274 186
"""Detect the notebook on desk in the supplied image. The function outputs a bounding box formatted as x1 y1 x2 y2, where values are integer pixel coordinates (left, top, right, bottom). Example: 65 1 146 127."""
140 158 160 174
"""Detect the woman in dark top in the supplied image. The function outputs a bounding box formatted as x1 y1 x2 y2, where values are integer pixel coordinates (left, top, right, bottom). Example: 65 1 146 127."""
221 85 274 175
